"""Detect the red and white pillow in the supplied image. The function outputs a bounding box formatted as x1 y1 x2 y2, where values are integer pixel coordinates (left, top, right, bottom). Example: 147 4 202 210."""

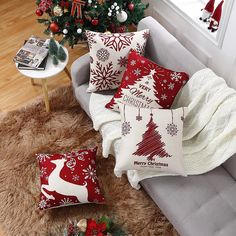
115 104 187 176
105 50 189 111
86 30 150 92
37 147 105 210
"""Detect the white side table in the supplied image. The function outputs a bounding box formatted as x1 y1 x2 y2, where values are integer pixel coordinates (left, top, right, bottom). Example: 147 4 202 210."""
16 46 69 112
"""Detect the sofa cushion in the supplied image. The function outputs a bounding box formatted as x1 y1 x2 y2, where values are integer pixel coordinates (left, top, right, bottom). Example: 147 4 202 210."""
106 50 189 112
37 148 105 210
115 104 186 176
86 29 149 92
223 154 236 180
141 166 236 236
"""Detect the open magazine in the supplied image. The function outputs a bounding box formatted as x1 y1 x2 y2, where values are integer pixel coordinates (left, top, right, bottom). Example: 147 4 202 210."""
14 36 49 68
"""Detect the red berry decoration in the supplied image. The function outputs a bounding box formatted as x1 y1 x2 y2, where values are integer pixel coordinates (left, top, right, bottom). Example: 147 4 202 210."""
91 19 99 26
128 3 135 11
36 9 43 16
50 22 59 33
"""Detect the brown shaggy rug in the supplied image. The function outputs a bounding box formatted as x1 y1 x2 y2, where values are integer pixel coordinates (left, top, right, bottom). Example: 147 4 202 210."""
0 85 178 236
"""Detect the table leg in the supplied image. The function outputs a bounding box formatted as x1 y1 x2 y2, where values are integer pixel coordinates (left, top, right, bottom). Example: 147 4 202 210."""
41 79 50 112
31 78 35 85
64 66 71 80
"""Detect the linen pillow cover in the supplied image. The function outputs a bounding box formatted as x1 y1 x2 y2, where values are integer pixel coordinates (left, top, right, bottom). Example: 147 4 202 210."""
115 104 187 176
37 147 105 210
105 50 189 111
86 29 150 92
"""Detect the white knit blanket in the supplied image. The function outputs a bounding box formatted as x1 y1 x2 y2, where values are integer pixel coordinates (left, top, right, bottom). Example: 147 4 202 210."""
89 69 236 189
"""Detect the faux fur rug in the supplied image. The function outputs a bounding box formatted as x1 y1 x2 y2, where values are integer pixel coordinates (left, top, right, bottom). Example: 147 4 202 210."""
0 85 178 236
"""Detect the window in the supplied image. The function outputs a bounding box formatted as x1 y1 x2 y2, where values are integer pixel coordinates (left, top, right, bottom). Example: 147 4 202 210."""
165 0 234 47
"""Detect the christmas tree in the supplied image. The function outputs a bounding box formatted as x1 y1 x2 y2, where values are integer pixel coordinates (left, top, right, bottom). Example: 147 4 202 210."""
133 113 171 161
35 0 149 47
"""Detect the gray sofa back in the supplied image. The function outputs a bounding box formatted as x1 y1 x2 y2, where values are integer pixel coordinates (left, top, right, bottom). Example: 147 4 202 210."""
138 16 236 179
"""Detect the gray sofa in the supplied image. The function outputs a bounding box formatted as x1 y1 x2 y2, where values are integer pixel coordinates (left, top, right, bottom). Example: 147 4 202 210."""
71 17 236 236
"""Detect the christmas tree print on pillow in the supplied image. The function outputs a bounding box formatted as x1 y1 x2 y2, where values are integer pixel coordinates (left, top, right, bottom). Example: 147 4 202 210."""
115 104 187 176
105 50 189 111
86 30 150 92
37 148 105 210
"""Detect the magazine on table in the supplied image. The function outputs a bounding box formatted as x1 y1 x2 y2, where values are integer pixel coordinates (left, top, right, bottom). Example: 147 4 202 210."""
14 36 49 68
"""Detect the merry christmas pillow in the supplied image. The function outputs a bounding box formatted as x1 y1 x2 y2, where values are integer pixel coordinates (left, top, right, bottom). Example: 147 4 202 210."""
115 104 187 176
37 147 105 210
86 29 150 92
105 50 189 111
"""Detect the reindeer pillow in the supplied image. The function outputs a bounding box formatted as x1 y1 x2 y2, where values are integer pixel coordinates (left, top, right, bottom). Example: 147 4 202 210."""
115 104 187 176
36 147 105 210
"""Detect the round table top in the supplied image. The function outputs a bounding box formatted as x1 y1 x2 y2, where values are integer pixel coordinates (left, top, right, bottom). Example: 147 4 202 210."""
16 45 69 80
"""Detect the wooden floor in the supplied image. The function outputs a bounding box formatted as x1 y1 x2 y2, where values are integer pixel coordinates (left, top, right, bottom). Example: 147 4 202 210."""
0 0 88 235
0 0 88 113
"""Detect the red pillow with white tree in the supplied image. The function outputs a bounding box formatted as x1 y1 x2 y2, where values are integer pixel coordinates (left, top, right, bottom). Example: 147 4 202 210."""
37 147 105 210
105 50 189 111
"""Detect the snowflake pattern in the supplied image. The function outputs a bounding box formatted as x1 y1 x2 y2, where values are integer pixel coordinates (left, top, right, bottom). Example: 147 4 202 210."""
99 33 134 51
83 165 97 183
37 154 51 163
136 43 145 55
95 187 100 194
40 167 47 177
66 157 76 171
96 48 110 62
91 61 122 90
72 174 80 182
117 56 128 67
38 199 49 209
60 198 73 206
122 121 132 136
166 123 178 136
134 68 141 76
143 31 150 40
130 60 136 66
170 72 182 82
86 31 97 49
161 94 167 100
168 83 175 90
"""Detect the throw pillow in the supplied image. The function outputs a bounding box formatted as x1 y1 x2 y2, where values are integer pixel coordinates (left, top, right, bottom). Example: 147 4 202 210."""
86 29 150 92
115 104 187 176
105 50 189 111
37 147 105 210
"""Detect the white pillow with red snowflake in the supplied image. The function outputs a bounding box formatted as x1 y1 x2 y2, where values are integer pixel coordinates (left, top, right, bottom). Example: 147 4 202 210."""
86 29 150 92
115 104 187 176
36 147 105 210
106 50 189 111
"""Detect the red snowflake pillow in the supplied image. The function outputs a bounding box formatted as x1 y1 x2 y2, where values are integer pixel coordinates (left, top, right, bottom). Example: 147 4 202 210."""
105 50 189 111
86 29 150 92
36 147 105 210
115 103 187 176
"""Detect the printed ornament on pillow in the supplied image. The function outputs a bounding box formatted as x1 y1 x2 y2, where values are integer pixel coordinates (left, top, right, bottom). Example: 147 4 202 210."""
86 29 150 92
37 147 105 210
115 103 187 176
106 50 189 111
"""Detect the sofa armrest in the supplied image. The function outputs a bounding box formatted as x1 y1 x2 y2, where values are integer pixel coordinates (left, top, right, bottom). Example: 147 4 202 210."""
71 53 90 88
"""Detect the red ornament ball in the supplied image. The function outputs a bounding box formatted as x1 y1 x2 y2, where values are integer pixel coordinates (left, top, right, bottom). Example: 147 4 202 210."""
91 19 99 26
117 25 126 33
50 22 59 33
36 9 43 16
128 3 135 11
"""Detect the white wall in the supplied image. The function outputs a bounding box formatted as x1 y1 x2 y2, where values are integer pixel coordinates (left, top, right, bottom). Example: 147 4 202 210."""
143 0 236 88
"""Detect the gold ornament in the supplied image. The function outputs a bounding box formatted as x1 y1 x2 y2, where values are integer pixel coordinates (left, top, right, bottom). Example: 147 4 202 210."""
97 0 106 4
104 30 111 34
64 8 69 13
53 5 63 16
77 219 87 232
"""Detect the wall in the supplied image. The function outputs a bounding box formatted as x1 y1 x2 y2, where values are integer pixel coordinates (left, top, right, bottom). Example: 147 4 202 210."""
143 0 236 88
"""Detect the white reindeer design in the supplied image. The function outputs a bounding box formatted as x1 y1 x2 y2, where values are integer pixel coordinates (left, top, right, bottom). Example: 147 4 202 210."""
41 158 88 203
